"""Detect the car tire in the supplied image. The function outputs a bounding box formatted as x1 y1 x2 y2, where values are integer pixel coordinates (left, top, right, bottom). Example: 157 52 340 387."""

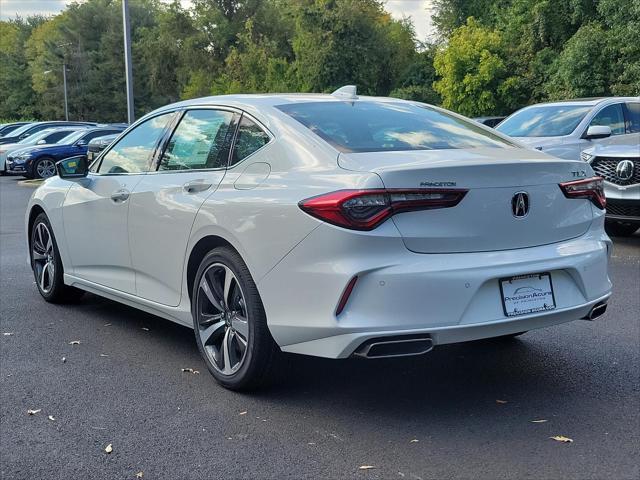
32 157 57 179
605 221 638 237
30 213 85 303
191 247 279 391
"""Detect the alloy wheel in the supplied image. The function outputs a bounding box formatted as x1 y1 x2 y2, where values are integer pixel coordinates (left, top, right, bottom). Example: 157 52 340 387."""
32 222 55 294
196 263 250 375
36 159 56 178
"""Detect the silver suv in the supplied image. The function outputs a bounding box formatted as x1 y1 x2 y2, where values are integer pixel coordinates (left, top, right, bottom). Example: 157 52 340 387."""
496 97 640 160
582 136 640 236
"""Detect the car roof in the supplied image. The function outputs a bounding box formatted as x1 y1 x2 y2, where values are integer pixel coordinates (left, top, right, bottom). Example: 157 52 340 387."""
524 97 639 108
155 93 416 113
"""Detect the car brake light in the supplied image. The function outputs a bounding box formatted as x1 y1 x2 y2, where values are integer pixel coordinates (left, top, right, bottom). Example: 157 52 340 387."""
299 188 468 230
559 177 606 210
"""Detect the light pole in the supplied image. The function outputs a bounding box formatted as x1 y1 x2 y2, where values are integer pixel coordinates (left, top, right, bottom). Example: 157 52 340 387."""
43 66 69 121
62 63 69 121
122 0 135 123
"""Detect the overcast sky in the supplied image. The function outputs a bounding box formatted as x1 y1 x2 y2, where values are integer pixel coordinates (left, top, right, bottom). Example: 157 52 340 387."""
0 0 436 41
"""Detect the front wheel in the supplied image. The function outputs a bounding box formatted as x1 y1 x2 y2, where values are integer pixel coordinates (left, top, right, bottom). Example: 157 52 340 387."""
192 247 279 391
30 213 84 303
32 157 57 179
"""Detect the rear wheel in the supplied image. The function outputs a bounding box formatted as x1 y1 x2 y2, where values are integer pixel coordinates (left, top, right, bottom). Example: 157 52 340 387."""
30 213 84 303
606 221 638 237
32 157 57 179
192 247 279 391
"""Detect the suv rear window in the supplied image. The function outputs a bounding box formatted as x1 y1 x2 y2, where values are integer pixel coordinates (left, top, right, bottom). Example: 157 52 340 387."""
276 101 513 153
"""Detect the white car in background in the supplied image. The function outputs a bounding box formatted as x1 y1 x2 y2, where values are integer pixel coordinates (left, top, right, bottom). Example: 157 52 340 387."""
496 97 640 160
582 138 640 236
0 127 88 174
26 88 612 390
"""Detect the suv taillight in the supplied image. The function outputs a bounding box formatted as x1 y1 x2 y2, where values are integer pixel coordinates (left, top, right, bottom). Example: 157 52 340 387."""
299 188 468 230
559 177 606 210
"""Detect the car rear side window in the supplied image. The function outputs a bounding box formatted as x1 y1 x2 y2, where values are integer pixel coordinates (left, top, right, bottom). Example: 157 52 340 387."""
96 113 174 174
158 109 235 171
276 101 514 153
230 116 271 166
626 102 640 133
590 103 625 135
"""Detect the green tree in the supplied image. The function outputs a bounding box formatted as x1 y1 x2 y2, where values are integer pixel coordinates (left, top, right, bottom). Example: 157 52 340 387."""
433 18 514 116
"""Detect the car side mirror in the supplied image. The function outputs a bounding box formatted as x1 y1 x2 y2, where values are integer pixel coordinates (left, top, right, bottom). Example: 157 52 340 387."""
585 125 612 140
56 155 88 178
36 139 46 145
76 140 88 147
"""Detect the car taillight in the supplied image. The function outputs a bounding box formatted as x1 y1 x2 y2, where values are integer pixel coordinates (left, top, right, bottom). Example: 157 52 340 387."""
559 177 606 210
299 188 468 230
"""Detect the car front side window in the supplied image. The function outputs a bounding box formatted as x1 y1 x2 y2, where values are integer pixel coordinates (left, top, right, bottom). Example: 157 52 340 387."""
625 102 639 133
158 109 236 171
95 113 174 174
590 104 625 135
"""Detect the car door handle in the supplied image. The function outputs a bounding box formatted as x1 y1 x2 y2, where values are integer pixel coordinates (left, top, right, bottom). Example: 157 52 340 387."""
183 180 212 194
110 189 130 203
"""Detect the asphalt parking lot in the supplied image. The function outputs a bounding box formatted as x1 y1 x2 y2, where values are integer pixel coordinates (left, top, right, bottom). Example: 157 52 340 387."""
1 174 638 480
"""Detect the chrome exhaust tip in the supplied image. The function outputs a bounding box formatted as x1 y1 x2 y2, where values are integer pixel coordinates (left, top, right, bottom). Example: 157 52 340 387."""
353 335 434 359
582 302 608 321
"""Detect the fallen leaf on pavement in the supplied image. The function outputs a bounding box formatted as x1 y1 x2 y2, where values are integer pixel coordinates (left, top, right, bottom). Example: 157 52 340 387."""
496 399 508 404
105 444 113 454
531 419 548 423
68 340 81 345
27 409 41 415
135 472 144 479
550 435 573 443
359 466 375 470
409 439 419 443
48 415 55 421
181 368 200 374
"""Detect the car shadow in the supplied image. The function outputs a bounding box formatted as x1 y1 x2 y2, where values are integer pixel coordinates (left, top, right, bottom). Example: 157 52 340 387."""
70 292 599 423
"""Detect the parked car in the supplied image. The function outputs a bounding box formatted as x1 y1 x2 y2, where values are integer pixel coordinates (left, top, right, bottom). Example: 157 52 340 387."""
0 127 89 174
26 88 612 390
473 116 506 128
581 140 639 237
7 126 124 178
0 121 97 146
87 133 120 162
0 121 32 138
496 97 640 160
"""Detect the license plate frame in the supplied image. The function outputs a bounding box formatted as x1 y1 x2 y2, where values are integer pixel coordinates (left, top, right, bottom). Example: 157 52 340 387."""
499 272 556 317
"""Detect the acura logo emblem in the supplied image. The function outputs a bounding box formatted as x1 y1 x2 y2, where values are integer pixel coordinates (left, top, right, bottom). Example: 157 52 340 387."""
615 160 635 181
512 192 529 218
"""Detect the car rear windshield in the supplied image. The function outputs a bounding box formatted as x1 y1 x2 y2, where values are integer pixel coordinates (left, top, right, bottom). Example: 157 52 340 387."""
496 105 591 137
276 101 514 153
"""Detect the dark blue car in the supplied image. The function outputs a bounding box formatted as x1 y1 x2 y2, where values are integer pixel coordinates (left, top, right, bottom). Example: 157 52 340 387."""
6 127 124 179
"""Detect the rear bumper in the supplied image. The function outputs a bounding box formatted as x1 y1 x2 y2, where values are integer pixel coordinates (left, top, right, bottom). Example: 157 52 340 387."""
259 220 612 359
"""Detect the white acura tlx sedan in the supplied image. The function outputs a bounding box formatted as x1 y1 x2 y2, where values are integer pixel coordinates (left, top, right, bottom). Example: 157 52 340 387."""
26 87 612 390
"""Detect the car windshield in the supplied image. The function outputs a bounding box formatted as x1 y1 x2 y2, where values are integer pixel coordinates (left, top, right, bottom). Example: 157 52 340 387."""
57 130 88 144
276 101 514 153
7 123 37 137
496 105 591 137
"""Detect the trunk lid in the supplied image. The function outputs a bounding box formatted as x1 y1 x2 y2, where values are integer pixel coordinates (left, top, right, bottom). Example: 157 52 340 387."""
339 147 594 253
